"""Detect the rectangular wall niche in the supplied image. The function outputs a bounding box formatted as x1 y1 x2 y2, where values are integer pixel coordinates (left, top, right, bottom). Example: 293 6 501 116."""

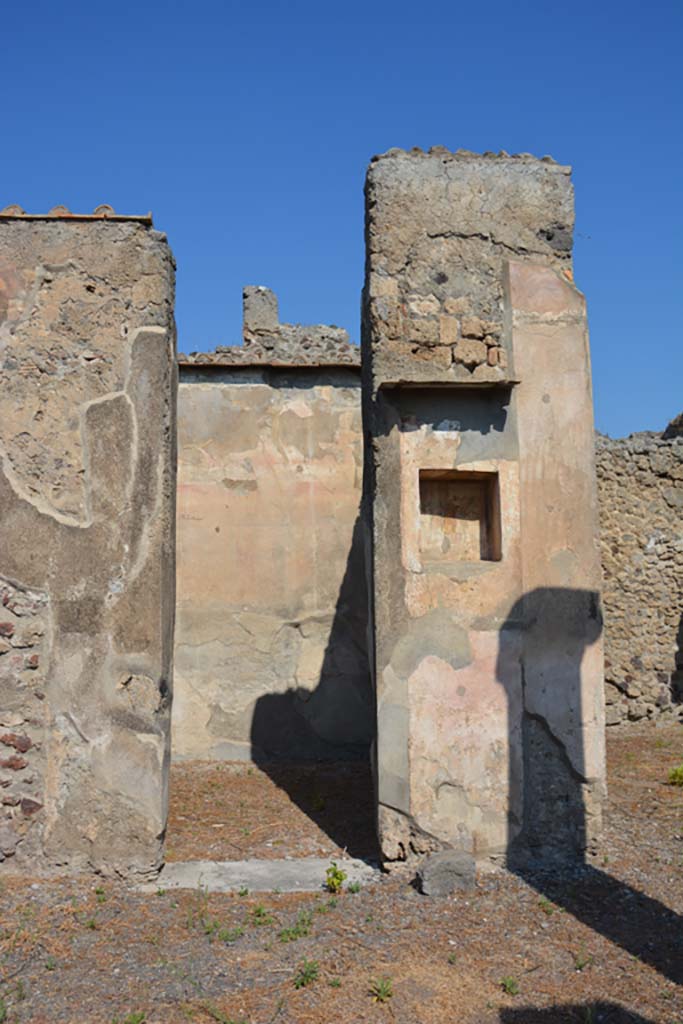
418 470 502 565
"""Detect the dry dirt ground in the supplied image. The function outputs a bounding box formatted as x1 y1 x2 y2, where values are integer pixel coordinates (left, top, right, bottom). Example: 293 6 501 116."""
1 722 681 1024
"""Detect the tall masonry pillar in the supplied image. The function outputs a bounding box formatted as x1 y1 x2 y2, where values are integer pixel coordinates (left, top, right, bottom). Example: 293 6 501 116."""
361 148 606 869
0 206 176 877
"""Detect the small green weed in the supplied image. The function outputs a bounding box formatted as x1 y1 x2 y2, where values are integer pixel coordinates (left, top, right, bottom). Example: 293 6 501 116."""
186 884 210 931
369 977 393 1003
347 881 361 894
574 948 593 972
279 910 312 943
251 904 273 926
238 887 249 897
45 956 57 971
325 861 347 894
201 914 245 943
500 977 520 996
293 959 319 988
538 896 555 916
447 952 457 965
85 917 98 931
199 1003 247 1024
667 764 683 786
329 978 342 988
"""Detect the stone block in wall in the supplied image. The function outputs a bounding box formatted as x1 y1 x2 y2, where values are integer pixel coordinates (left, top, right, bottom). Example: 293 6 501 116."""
0 210 176 877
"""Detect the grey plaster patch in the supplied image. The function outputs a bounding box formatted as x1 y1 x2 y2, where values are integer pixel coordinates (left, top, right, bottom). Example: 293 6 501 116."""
389 609 471 680
142 857 379 894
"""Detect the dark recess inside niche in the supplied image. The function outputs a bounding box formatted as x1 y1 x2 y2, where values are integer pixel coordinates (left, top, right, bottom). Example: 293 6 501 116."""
419 469 501 564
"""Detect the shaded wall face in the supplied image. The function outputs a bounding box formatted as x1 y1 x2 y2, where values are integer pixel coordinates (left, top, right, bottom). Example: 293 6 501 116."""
173 368 373 762
0 218 176 877
597 433 683 723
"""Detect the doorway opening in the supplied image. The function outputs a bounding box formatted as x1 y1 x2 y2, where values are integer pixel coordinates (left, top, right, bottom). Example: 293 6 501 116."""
165 353 378 867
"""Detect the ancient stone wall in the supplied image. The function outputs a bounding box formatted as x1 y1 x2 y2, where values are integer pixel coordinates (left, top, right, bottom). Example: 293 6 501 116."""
0 209 176 876
597 423 683 725
363 148 605 868
173 290 372 762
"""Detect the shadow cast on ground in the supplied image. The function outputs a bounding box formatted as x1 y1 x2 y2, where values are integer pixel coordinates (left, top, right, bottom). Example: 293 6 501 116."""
497 587 682 986
250 512 379 860
500 1003 659 1024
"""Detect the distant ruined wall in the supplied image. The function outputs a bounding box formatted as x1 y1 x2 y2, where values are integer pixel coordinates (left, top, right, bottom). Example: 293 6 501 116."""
0 209 176 877
597 423 683 725
173 290 373 762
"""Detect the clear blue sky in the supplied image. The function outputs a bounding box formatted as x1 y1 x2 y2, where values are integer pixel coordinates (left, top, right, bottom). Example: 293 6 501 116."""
3 0 681 437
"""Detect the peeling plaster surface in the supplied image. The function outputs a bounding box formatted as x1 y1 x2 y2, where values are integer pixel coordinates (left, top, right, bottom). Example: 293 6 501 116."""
362 150 606 867
174 369 373 762
0 219 176 877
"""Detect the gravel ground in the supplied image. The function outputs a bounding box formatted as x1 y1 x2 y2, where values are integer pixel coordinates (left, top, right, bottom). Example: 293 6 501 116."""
0 721 681 1024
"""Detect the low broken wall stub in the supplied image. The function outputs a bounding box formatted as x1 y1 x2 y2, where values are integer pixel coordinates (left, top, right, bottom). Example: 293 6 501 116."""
362 148 606 868
0 214 176 877
174 362 373 762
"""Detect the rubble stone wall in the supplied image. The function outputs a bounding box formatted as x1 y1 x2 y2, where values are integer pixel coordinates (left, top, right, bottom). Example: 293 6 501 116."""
597 428 683 725
0 212 176 877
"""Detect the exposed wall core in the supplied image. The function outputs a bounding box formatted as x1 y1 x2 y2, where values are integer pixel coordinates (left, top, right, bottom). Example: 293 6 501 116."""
173 291 373 762
0 209 176 876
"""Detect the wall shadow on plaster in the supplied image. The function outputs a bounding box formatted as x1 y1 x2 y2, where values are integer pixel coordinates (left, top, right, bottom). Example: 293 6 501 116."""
375 385 513 446
500 1004 657 1024
180 366 362 390
499 588 682 986
249 513 379 860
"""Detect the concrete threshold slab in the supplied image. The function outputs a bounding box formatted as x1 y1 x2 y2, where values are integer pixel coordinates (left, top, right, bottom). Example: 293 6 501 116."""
139 857 380 894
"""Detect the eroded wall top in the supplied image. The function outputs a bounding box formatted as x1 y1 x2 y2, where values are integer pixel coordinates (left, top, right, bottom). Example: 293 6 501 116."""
0 205 173 522
180 286 360 368
363 147 574 389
